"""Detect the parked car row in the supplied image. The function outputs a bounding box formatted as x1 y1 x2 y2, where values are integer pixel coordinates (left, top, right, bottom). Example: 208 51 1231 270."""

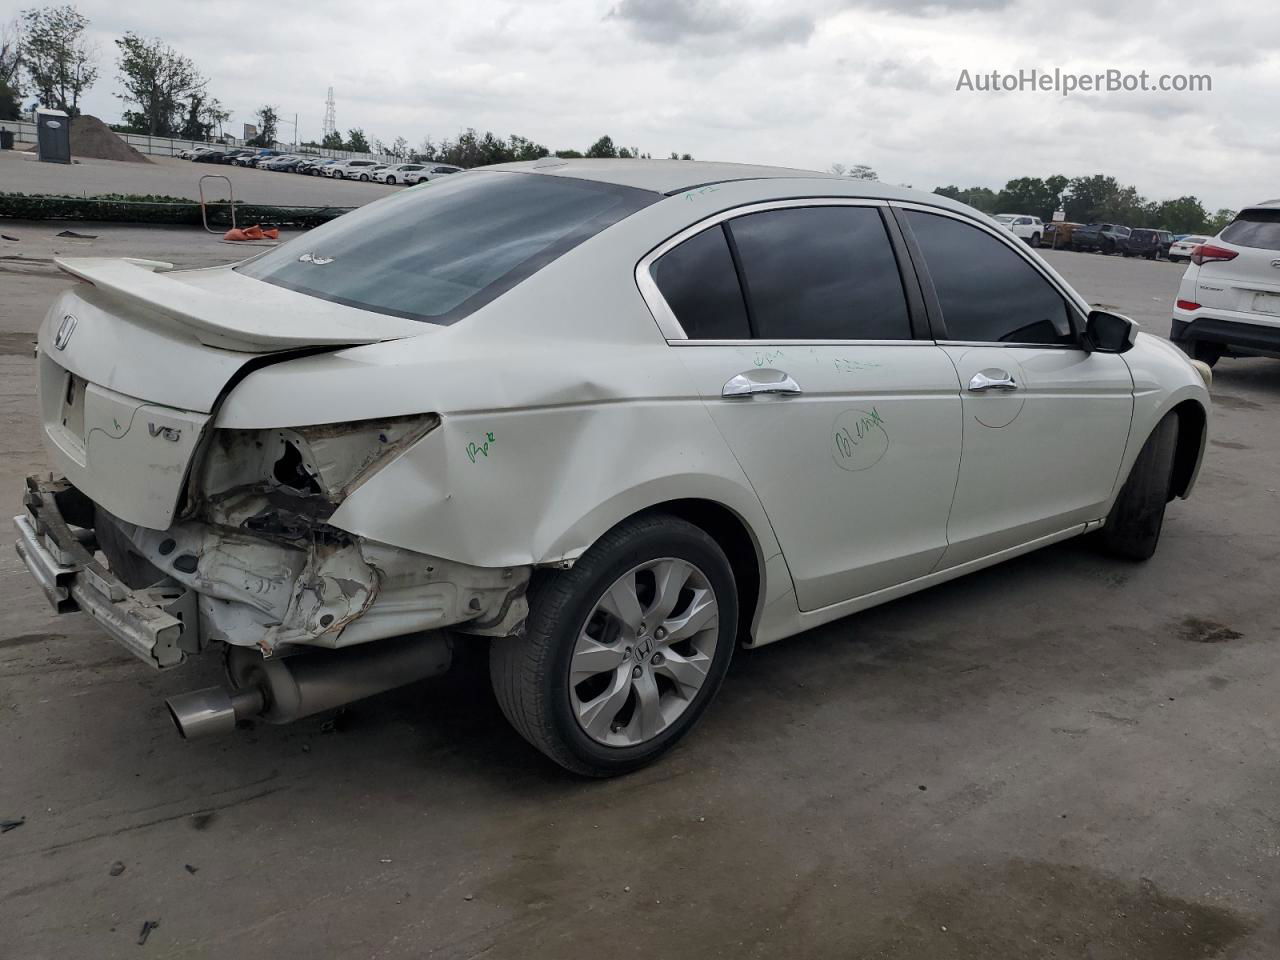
1041 221 1177 259
179 145 461 185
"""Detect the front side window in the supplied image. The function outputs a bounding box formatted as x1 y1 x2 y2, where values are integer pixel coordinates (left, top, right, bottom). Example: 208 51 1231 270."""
1222 209 1280 251
726 206 912 340
239 171 656 324
904 210 1075 345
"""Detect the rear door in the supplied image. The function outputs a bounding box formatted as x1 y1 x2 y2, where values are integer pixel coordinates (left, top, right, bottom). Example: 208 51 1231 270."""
895 205 1133 567
640 200 963 610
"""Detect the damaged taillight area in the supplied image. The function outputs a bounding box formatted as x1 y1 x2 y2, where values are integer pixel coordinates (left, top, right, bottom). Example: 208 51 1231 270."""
76 412 530 658
195 413 441 530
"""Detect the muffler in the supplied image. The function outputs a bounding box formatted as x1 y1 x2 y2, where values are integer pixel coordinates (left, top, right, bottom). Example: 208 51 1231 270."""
165 633 453 740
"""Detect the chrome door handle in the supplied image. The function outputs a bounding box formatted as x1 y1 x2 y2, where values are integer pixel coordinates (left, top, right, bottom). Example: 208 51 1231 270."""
722 368 804 399
968 369 1019 392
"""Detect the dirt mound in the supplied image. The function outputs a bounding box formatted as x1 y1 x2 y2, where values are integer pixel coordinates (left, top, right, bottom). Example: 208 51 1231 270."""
69 115 151 164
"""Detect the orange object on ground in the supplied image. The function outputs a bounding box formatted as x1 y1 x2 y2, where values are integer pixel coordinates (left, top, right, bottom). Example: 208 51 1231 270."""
222 227 248 241
262 227 279 240
242 225 265 240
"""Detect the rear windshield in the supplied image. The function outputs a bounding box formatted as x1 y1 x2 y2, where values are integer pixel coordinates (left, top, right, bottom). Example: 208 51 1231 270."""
238 171 656 324
1221 209 1280 251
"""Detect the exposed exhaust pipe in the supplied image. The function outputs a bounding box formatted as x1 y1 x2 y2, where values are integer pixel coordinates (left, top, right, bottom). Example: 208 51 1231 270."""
165 633 453 740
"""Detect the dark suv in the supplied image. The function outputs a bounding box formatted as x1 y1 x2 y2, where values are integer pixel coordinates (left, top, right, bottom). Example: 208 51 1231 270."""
1123 229 1173 260
1073 223 1132 254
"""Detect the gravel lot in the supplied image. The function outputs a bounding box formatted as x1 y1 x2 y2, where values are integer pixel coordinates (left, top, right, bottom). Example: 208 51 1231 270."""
1 228 1278 960
0 149 399 206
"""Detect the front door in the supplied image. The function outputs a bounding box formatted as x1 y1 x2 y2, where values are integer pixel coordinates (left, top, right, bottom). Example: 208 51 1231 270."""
643 201 963 610
897 206 1134 567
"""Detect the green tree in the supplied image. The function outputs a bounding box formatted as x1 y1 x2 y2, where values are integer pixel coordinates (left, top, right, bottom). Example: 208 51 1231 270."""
1149 196 1209 234
586 134 617 158
321 130 344 150
0 17 21 120
114 33 209 137
934 185 999 214
345 127 369 152
1062 175 1123 223
253 105 278 146
21 4 96 114
1207 208 1236 234
555 149 584 158
994 176 1068 220
508 134 548 161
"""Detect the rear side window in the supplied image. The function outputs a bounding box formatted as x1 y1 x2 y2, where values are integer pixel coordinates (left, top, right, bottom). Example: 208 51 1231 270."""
726 206 912 340
904 210 1074 345
650 226 751 339
1221 209 1280 250
238 171 656 324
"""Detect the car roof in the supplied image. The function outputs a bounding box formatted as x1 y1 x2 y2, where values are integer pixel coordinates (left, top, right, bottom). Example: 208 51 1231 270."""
480 158 970 209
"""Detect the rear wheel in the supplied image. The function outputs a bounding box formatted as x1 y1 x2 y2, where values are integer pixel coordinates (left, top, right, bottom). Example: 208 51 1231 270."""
1030 232 1041 247
1097 414 1178 561
490 514 737 777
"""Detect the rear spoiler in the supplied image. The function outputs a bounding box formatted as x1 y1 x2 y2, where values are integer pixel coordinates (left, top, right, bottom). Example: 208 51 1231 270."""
55 257 427 352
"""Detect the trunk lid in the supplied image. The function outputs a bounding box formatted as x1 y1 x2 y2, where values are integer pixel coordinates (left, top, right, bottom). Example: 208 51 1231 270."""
39 258 431 530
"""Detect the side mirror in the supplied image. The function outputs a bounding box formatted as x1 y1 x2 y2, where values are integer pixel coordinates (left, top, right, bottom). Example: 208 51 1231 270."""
1085 310 1139 353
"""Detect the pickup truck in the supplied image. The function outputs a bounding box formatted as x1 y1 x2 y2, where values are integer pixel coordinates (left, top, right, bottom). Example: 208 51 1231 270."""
1072 223 1132 254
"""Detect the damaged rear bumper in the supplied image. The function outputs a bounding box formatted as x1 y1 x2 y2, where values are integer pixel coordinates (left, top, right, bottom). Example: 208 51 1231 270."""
15 479 194 668
14 477 531 670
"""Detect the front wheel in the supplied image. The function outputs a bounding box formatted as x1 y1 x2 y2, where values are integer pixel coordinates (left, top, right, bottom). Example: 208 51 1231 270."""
385 176 395 184
490 514 738 776
1097 414 1178 561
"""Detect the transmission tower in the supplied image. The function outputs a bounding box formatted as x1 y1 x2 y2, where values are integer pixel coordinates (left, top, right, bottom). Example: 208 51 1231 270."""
322 87 336 139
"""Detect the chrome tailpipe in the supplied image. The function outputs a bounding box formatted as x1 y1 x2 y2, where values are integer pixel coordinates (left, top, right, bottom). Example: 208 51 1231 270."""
165 633 453 740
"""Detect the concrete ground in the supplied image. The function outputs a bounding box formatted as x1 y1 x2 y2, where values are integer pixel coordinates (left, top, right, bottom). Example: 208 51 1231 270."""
0 229 1277 960
0 149 399 206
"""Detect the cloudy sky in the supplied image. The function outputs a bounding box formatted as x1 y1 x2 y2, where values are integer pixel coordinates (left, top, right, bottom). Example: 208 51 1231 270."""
66 0 1276 210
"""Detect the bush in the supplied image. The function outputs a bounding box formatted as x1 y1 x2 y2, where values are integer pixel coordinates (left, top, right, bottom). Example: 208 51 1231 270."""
0 191 353 228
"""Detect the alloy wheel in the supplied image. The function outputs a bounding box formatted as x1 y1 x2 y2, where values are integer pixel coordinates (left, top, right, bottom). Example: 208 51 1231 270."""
569 558 720 747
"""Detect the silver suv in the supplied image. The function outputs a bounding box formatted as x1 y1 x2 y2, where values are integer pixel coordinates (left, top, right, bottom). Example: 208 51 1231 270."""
1172 201 1280 366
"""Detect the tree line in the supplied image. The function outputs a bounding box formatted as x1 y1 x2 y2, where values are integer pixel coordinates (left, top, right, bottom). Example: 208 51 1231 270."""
300 126 695 166
933 175 1235 236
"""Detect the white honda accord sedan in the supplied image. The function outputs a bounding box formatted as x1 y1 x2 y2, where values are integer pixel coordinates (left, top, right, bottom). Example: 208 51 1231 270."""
15 159 1210 776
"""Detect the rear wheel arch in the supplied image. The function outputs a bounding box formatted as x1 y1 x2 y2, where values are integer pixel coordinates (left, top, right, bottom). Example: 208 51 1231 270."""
608 498 764 647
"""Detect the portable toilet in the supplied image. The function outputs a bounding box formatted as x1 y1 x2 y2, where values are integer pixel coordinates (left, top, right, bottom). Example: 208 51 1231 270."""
36 108 71 164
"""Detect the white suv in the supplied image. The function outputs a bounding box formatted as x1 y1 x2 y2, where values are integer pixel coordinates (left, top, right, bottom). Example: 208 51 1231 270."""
993 214 1044 247
1172 202 1280 366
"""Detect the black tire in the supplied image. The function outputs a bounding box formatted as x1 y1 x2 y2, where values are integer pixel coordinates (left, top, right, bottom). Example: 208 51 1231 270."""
385 176 396 184
490 514 738 777
1098 414 1179 561
360 173 370 181
1030 233 1041 248
1193 342 1222 367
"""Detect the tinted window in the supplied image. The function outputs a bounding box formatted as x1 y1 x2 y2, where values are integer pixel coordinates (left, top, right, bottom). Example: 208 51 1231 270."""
1222 209 1280 251
651 226 750 339
726 206 911 340
904 210 1074 345
239 171 655 324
